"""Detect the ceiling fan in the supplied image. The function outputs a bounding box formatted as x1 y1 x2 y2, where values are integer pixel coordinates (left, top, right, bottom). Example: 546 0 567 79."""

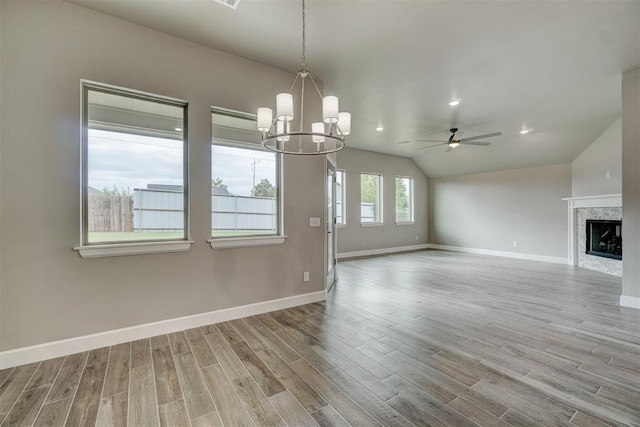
415 128 502 152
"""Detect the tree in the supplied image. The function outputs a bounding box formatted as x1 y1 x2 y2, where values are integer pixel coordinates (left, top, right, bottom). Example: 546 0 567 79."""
251 178 275 198
211 177 227 189
101 185 132 197
360 174 380 219
360 175 378 204
395 178 409 214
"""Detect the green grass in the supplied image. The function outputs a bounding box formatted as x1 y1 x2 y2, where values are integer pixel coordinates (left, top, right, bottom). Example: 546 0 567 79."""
88 230 276 243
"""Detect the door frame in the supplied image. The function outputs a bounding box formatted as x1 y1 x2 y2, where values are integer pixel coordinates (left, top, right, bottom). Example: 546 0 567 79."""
325 155 338 293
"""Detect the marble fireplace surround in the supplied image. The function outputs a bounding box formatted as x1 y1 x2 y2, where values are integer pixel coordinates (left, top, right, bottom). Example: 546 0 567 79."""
563 194 622 276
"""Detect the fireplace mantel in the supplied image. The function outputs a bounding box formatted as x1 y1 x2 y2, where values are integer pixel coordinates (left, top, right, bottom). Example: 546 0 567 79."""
562 194 622 265
562 194 622 209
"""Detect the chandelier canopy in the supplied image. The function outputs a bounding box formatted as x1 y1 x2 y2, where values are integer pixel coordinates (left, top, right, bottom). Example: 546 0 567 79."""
257 0 350 155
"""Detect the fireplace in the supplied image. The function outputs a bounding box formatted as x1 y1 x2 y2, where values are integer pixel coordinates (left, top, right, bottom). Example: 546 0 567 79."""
586 220 622 260
564 195 622 277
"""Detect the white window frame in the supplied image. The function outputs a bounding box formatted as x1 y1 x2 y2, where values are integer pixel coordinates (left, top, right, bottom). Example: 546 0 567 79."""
208 107 285 249
360 172 384 226
336 169 346 227
75 80 193 259
395 175 415 225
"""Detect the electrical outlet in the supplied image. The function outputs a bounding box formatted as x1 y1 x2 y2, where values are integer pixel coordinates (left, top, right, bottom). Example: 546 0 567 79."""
606 171 611 179
512 241 518 248
415 235 419 241
303 272 310 282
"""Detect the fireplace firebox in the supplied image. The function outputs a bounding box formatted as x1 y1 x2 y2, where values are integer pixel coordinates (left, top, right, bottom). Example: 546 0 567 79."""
586 220 622 260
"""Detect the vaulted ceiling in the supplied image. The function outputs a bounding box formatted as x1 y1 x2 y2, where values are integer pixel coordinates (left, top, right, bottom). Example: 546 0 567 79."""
65 0 640 177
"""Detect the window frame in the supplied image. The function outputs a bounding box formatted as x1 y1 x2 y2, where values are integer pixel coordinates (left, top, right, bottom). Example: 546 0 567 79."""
208 107 285 249
336 169 346 226
395 175 415 225
360 172 384 226
75 80 192 258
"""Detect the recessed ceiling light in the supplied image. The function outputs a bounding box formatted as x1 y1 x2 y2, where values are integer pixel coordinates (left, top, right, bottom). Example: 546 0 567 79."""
175 127 183 132
520 129 530 134
449 99 460 107
376 126 384 132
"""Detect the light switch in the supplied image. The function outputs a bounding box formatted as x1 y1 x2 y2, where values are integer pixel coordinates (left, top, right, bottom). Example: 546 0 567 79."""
309 217 321 227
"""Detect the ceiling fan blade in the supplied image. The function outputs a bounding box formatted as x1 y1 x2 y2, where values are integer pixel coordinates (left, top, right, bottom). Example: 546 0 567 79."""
453 130 464 140
459 132 502 142
415 143 447 151
461 141 491 146
446 146 453 152
415 139 448 143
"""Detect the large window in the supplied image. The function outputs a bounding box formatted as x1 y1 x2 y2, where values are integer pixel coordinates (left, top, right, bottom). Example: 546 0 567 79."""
81 82 188 246
211 109 280 239
336 170 346 225
361 173 383 224
395 176 414 224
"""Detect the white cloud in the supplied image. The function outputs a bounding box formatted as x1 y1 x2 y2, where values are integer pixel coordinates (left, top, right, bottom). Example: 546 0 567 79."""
87 130 277 197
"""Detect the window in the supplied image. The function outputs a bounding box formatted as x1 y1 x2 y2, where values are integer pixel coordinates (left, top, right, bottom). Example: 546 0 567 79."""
336 170 346 225
361 173 383 224
78 82 189 257
210 108 283 248
395 176 414 224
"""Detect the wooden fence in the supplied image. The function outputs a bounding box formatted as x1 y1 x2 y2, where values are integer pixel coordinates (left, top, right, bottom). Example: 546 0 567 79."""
88 193 134 232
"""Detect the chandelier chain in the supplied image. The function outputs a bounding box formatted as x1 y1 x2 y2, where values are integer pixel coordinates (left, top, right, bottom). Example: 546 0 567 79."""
301 0 306 70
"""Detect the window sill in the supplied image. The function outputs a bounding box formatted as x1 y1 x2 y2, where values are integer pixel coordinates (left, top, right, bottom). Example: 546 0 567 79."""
361 222 384 227
337 224 346 228
208 235 287 249
395 221 415 226
75 240 194 259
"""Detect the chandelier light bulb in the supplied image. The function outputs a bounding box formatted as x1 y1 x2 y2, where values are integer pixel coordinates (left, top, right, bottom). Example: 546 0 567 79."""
323 96 339 124
338 112 351 136
276 93 294 122
312 122 325 142
257 107 273 131
276 120 290 142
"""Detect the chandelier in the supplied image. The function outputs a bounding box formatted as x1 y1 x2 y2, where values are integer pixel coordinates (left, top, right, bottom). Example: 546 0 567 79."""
257 0 350 155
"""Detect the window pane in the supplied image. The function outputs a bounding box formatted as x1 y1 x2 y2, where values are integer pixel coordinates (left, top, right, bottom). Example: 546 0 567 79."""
361 173 382 223
211 144 278 238
336 170 345 225
395 177 414 223
85 87 186 244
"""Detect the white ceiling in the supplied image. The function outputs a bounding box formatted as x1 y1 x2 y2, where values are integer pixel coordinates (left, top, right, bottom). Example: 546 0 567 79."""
65 0 640 177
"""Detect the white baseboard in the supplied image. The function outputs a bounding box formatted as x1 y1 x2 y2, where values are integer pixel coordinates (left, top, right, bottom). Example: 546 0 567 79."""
337 244 429 260
426 244 568 265
620 295 640 309
0 290 326 369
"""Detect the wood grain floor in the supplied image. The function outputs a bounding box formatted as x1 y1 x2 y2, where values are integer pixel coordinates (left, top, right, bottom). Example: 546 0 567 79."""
1 249 639 426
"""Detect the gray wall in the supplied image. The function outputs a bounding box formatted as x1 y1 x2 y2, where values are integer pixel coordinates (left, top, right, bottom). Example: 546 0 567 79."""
0 1 326 351
572 118 622 197
0 3 3 353
622 68 640 300
429 164 571 258
336 148 428 254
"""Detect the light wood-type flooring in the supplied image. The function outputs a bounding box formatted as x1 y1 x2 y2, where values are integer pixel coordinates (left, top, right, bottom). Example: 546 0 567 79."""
1 249 639 426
